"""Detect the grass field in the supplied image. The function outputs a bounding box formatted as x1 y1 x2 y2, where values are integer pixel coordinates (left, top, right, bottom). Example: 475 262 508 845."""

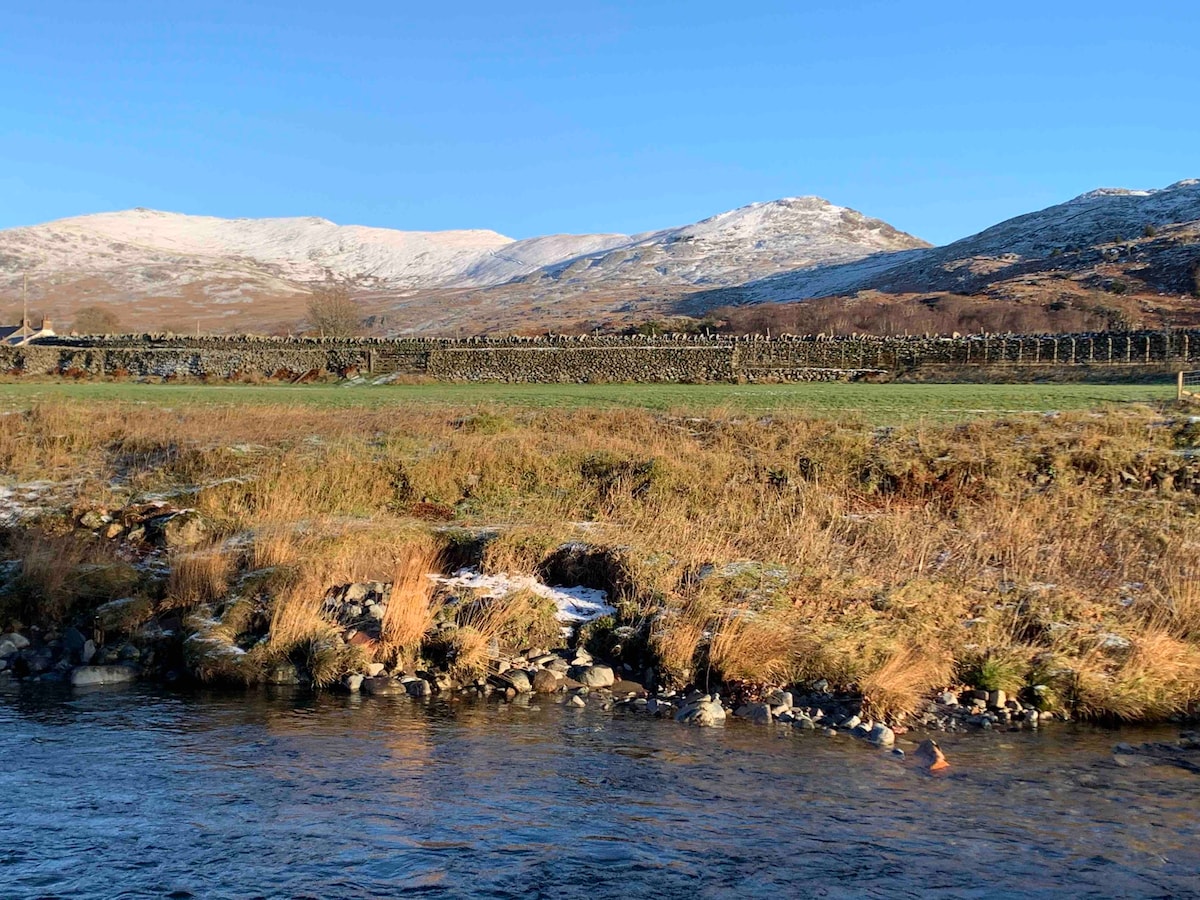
0 380 1178 421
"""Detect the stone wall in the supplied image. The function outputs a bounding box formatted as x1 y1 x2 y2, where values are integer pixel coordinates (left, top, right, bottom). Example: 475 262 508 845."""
2 330 1198 383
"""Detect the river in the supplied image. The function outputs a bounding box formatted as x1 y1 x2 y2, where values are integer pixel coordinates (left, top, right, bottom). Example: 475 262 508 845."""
2 684 1198 899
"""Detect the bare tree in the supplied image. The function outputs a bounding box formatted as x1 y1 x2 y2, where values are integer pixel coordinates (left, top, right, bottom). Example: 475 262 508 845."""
305 283 363 338
72 305 123 334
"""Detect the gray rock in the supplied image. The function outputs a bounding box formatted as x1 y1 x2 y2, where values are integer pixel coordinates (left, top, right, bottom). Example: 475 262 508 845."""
504 669 533 693
839 714 861 730
344 583 370 603
568 694 586 708
406 678 432 698
148 509 208 548
117 643 141 661
988 689 1007 709
866 723 896 747
765 689 793 710
546 658 570 674
734 702 773 725
793 714 816 730
0 639 17 660
365 662 386 677
362 676 402 696
674 695 727 727
532 668 560 694
938 690 959 706
62 627 87 654
342 674 364 692
266 662 304 685
70 665 138 687
79 510 107 530
81 640 96 665
572 664 615 688
0 633 30 654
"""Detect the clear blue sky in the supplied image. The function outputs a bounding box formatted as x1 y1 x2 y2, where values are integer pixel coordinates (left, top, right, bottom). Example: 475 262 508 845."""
3 1 1197 245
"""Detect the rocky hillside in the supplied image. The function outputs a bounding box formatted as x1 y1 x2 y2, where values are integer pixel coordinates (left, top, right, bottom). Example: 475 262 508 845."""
693 179 1200 309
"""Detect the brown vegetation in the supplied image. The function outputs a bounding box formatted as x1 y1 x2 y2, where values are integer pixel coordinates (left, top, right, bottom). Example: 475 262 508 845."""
3 394 1200 721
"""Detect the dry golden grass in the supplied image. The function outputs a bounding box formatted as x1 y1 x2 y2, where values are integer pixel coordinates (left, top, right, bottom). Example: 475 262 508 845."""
379 538 445 662
650 606 707 681
165 544 235 609
706 610 797 683
445 589 560 677
252 526 300 570
860 646 954 722
5 395 1200 720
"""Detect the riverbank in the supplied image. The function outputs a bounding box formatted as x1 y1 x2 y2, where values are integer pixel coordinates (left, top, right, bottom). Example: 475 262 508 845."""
2 390 1198 729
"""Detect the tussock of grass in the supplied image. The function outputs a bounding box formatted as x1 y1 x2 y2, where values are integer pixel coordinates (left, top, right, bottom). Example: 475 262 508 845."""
706 611 797 684
166 544 235 609
380 538 445 664
861 647 954 722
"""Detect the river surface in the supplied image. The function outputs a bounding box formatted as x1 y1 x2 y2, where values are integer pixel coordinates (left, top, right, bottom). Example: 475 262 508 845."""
2 684 1198 899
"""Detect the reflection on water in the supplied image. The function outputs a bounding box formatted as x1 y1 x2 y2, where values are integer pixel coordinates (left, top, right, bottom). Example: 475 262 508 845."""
2 683 1198 899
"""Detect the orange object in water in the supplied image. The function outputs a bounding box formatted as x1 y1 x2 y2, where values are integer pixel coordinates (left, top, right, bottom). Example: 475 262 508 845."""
914 739 950 771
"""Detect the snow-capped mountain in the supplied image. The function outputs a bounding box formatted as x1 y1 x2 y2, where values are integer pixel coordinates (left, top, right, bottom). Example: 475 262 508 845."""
1 180 1195 335
703 179 1200 304
0 198 928 331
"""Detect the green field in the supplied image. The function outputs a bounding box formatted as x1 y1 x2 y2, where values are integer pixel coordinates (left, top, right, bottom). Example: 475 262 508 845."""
0 379 1178 422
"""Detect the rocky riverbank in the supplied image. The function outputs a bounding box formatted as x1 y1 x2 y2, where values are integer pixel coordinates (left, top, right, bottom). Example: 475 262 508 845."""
3 397 1200 732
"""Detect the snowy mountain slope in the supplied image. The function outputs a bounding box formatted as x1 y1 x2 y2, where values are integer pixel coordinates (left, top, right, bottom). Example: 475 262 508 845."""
0 208 516 292
704 179 1200 304
511 197 929 290
0 197 928 331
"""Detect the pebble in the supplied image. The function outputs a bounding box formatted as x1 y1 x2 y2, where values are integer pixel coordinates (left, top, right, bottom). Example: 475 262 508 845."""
568 694 586 708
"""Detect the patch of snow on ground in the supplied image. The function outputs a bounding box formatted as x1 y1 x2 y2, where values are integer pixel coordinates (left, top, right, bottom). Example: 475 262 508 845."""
434 568 615 625
0 481 60 526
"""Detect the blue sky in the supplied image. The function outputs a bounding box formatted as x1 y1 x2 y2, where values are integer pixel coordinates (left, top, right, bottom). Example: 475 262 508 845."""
3 1 1197 245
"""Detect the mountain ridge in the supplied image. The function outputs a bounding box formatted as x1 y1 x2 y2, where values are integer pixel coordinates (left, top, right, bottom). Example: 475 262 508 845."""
1 182 1197 335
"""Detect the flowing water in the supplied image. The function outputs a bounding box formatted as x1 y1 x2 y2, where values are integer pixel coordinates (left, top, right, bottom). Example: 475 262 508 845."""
2 684 1198 899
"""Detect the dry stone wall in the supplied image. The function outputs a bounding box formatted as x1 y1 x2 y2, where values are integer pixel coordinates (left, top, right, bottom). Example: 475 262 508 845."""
3 330 1198 383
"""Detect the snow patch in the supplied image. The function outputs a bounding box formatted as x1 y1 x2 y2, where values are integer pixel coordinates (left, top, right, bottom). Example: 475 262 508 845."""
434 568 615 625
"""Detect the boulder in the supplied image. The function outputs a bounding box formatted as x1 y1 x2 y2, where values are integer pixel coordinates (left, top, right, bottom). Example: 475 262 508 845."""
675 695 727 727
571 664 615 688
866 723 895 747
503 669 533 693
362 676 402 696
609 679 646 697
532 668 560 694
62 627 87 655
406 678 432 698
70 665 138 687
734 702 773 725
342 674 364 693
0 633 30 656
365 662 386 677
148 510 209 548
765 689 793 710
78 510 108 530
